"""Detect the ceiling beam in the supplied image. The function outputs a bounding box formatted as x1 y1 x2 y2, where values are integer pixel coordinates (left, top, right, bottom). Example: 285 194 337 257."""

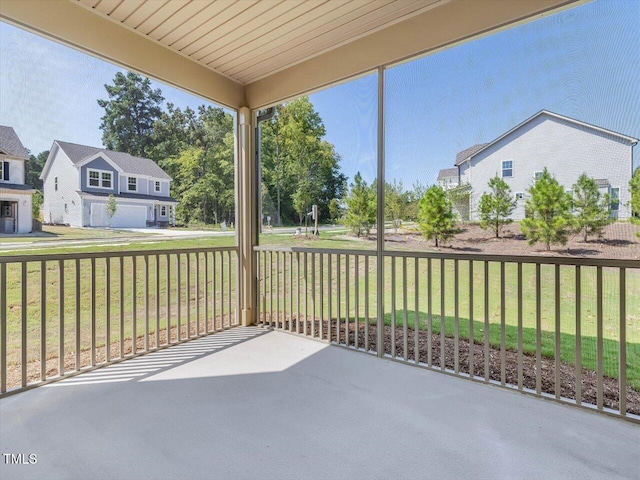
0 0 245 109
244 0 584 109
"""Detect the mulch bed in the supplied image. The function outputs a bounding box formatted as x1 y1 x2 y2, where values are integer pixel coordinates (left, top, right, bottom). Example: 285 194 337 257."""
266 317 640 416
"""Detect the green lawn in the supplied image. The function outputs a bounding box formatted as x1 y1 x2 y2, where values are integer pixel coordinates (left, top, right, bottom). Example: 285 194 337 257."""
0 225 147 243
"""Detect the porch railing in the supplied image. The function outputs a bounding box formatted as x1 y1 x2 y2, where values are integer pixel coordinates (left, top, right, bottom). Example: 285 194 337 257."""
0 246 239 396
255 246 639 423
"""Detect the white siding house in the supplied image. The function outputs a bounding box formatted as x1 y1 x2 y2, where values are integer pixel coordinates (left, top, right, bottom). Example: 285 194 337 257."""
0 126 35 234
439 111 638 221
40 141 177 228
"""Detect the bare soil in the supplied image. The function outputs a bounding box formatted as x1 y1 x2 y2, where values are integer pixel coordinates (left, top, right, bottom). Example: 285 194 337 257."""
383 222 640 260
267 317 640 416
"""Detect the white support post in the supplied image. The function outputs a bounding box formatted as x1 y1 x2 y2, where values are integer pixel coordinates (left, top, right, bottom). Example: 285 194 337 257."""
237 107 256 326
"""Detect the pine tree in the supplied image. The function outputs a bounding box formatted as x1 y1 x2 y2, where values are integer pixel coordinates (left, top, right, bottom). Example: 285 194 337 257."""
343 172 376 237
417 185 459 247
520 168 573 251
98 72 164 157
572 173 612 242
478 176 516 238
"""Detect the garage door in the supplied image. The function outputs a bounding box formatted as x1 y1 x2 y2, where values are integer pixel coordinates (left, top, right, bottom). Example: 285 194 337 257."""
90 203 147 228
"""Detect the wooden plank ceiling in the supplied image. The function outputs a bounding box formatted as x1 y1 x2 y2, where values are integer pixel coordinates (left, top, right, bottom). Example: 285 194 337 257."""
75 0 445 85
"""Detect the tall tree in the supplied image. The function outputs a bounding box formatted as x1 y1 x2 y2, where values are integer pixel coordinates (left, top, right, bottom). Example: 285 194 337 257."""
260 97 346 226
25 150 48 190
572 173 612 242
478 176 516 238
98 72 164 157
520 168 573 251
417 185 459 247
343 172 376 237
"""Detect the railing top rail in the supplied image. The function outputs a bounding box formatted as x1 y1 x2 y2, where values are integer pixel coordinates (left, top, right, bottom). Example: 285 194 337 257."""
253 245 639 268
0 245 238 264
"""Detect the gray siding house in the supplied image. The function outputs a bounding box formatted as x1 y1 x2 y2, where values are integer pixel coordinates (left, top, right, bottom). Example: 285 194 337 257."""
0 126 35 234
438 111 638 221
40 141 177 228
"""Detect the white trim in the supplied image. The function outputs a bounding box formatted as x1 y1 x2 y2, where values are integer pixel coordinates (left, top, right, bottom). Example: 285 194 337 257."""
86 168 113 189
127 176 138 192
77 192 178 205
75 151 124 172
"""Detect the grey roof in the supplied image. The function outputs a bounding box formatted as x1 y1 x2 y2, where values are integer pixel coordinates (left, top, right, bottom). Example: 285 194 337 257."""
56 141 171 180
78 190 177 203
0 182 35 193
0 126 29 160
437 168 458 181
455 143 488 166
594 178 610 188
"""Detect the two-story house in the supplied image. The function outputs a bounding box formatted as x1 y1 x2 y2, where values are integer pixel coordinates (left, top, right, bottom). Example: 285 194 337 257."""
40 141 177 228
0 126 35 234
438 111 638 221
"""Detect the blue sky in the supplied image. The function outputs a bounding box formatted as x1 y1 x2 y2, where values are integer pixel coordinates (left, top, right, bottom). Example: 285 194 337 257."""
1 0 638 189
310 0 639 186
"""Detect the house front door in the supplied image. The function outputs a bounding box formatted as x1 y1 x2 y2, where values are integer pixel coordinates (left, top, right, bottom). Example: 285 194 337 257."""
0 201 17 233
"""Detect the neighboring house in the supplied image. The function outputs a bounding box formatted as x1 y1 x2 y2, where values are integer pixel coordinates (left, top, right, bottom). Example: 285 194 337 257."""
0 126 35 234
40 141 177 228
437 168 459 190
438 110 638 221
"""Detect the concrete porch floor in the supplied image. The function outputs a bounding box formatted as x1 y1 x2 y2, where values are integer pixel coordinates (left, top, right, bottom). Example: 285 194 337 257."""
1 327 637 480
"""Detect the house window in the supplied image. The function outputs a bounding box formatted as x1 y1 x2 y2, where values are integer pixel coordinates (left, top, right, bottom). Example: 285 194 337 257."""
155 181 161 192
160 205 167 217
534 171 543 181
515 192 523 200
54 176 58 191
102 172 112 188
0 160 6 180
128 177 137 191
501 160 513 178
89 170 100 186
610 187 620 211
88 169 112 188
64 203 68 213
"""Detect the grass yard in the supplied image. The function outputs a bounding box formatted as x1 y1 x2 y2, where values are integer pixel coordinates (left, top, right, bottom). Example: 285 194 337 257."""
2 228 638 395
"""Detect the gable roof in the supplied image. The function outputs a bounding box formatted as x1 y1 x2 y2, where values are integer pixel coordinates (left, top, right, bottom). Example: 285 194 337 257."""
55 141 171 180
0 126 29 160
437 168 458 181
455 144 488 166
454 110 639 166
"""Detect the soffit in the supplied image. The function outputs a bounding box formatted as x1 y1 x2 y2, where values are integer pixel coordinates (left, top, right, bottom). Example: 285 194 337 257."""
1 0 585 109
75 0 446 85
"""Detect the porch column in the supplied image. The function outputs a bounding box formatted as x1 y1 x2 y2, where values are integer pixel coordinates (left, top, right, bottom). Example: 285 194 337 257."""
237 107 256 326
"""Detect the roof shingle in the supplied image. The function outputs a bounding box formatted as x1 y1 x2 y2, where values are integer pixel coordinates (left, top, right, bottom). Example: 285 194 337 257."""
56 141 171 180
0 126 29 160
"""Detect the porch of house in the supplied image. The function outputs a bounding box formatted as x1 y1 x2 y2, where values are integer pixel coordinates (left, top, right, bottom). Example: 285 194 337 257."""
2 326 636 480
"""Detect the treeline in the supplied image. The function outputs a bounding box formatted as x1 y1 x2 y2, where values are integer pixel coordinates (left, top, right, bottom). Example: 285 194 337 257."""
259 97 346 226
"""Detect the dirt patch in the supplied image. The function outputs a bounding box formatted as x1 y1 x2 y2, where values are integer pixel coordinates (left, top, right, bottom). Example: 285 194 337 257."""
267 317 640 416
384 222 640 260
4 322 230 392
